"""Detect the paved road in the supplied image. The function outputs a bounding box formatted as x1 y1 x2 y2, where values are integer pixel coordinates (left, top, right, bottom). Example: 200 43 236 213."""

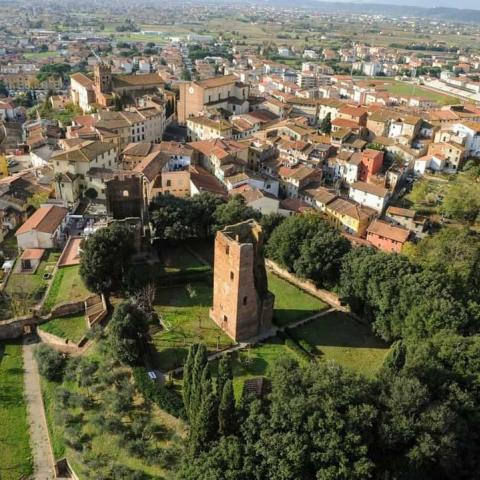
23 336 56 480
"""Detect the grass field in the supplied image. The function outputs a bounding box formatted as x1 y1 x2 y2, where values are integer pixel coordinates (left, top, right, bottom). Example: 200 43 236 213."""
152 281 232 372
292 311 389 377
213 338 296 398
43 265 91 312
23 51 59 60
5 251 60 317
0 341 33 480
39 313 87 344
268 273 328 327
215 310 387 397
384 81 460 105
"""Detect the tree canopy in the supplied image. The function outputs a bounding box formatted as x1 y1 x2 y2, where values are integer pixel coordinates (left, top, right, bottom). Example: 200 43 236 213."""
79 222 134 294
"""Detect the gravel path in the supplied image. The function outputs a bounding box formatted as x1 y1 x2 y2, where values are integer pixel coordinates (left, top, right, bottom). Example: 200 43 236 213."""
23 336 56 480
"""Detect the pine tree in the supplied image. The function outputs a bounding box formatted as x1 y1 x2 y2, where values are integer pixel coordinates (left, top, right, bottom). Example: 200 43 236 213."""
218 379 237 437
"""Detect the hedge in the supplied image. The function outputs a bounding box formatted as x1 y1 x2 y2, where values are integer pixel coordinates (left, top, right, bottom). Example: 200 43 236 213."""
132 367 185 419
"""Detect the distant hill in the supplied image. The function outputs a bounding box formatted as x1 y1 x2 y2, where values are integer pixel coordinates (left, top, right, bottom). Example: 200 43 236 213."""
264 0 480 22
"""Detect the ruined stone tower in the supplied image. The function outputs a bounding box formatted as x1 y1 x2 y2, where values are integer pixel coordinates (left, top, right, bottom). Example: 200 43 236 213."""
210 219 274 342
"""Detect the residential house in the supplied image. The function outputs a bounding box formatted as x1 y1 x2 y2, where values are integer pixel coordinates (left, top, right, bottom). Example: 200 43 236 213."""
325 197 377 237
51 140 119 203
366 219 410 253
15 204 68 250
187 116 233 141
278 165 322 198
427 142 465 172
385 206 427 238
349 181 390 213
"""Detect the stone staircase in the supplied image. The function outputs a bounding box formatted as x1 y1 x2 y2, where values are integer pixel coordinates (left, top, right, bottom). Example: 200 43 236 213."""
84 294 107 327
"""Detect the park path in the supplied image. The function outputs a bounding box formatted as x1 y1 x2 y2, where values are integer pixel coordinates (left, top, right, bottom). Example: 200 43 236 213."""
164 307 337 378
23 336 56 480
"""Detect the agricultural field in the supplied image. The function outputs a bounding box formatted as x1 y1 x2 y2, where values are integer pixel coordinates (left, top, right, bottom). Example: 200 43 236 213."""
0 341 33 480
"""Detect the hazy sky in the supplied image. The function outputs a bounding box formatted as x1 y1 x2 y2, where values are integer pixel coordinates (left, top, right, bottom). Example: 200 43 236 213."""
320 0 480 10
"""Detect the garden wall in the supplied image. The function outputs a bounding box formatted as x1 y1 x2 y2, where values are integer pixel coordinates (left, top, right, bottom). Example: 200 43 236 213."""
37 329 80 354
0 301 85 340
265 259 343 309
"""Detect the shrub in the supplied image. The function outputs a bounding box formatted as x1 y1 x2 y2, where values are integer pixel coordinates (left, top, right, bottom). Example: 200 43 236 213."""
132 367 185 419
35 344 66 381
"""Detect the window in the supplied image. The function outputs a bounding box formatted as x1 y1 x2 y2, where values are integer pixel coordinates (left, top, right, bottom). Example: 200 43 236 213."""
225 245 230 255
166 180 171 187
223 315 228 322
123 190 129 197
243 296 247 305
230 271 234 280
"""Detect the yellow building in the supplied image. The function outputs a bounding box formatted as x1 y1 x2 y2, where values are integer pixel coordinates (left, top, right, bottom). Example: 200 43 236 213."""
325 196 376 237
0 154 8 179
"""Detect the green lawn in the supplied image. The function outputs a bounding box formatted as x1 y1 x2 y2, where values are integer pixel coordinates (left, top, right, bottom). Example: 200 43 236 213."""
43 265 91 312
292 311 389 377
39 313 87 344
385 81 460 105
213 338 296 398
23 51 59 60
152 282 233 372
0 341 33 480
5 251 60 317
268 273 328 327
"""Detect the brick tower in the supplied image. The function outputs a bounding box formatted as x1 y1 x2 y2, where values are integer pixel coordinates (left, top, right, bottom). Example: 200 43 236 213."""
210 219 274 342
94 62 112 94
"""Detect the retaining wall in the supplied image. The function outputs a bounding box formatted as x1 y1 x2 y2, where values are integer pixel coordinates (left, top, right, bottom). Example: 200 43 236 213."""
265 259 343 309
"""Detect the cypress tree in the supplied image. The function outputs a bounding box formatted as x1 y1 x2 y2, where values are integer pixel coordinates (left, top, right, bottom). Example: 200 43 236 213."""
189 344 208 422
182 344 198 415
320 112 332 134
218 379 237 437
217 355 233 397
190 379 219 455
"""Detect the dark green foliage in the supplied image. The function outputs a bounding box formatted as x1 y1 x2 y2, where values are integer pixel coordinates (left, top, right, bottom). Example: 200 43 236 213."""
79 222 133 294
133 367 184 418
213 195 261 230
319 112 332 134
35 344 66 382
150 192 223 240
266 214 351 287
216 354 233 398
109 301 149 366
338 247 472 341
36 63 71 83
218 380 236 437
259 212 285 243
180 359 378 480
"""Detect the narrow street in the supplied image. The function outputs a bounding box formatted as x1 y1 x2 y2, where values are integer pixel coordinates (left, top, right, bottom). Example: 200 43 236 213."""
23 336 55 480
